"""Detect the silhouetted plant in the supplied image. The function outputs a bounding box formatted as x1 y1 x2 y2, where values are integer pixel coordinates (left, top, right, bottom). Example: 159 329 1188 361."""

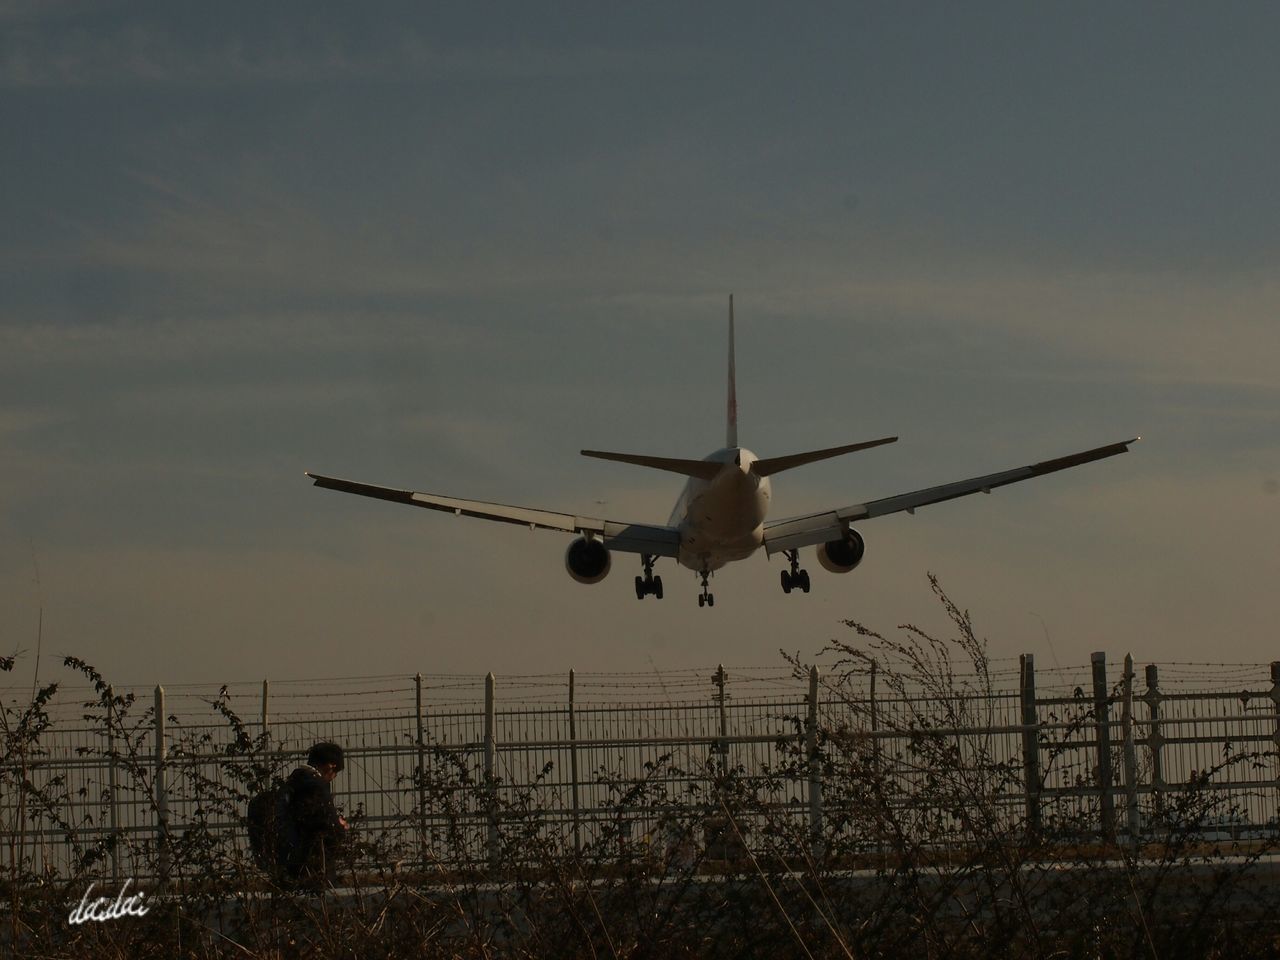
6 580 1280 957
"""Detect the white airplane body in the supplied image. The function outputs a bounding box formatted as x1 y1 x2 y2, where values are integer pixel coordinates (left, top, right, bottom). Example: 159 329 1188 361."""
668 447 770 572
308 298 1137 607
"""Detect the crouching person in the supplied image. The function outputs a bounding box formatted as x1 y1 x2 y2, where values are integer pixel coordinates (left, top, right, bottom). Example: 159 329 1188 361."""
284 741 349 889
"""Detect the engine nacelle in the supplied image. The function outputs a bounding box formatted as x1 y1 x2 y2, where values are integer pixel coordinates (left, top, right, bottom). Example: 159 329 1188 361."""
816 529 865 574
564 537 612 584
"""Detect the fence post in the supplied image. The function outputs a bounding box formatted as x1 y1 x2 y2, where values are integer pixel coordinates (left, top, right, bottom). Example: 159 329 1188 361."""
261 680 270 748
415 672 427 870
106 684 120 884
1269 663 1280 814
870 660 880 762
714 664 728 766
1121 654 1141 848
807 666 823 858
569 669 581 857
1019 654 1041 836
484 672 498 868
870 660 880 773
1144 665 1164 800
1091 652 1115 842
154 685 169 885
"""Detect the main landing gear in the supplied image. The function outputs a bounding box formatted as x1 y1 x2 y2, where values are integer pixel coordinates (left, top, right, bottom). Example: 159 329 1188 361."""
697 569 715 608
780 550 810 595
635 555 664 600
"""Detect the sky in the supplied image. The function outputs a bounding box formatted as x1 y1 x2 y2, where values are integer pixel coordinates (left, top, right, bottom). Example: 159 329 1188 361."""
2 2 1278 689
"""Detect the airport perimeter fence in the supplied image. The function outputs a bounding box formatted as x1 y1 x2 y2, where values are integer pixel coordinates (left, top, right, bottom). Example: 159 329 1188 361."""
4 654 1280 884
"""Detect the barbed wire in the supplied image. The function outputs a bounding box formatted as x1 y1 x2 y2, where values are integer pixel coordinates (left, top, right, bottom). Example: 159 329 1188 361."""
4 660 1277 718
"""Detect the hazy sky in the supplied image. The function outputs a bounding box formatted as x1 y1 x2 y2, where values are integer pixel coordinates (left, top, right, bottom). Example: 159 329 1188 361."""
2 3 1278 689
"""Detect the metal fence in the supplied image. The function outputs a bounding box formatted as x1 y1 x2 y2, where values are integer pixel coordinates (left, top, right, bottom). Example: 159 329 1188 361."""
4 655 1280 881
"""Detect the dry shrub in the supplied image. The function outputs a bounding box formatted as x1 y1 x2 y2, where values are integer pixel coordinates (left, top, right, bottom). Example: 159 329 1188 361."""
4 578 1280 958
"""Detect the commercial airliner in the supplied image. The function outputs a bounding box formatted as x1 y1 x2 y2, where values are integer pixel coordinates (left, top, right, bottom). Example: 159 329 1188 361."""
307 298 1137 607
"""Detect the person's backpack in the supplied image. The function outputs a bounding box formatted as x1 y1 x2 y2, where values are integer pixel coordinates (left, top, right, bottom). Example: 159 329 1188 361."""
247 780 299 875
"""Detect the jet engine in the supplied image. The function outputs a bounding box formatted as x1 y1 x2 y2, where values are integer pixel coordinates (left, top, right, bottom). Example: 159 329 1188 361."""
816 529 865 574
564 537 612 584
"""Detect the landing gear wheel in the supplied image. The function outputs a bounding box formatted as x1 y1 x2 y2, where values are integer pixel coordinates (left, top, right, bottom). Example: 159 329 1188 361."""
636 555 664 600
782 550 810 596
698 569 714 608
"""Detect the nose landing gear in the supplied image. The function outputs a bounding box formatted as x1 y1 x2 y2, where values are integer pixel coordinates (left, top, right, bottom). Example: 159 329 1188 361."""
780 550 810 595
634 554 664 599
697 568 715 608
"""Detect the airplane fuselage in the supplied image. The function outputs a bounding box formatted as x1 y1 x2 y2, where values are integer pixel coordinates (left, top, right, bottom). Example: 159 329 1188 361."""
670 447 771 573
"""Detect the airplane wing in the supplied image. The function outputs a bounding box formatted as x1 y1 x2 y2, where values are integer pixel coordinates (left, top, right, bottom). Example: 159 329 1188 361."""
305 472 681 558
762 438 1139 556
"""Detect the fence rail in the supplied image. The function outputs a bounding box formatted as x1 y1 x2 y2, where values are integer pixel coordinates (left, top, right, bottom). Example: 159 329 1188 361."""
4 654 1280 882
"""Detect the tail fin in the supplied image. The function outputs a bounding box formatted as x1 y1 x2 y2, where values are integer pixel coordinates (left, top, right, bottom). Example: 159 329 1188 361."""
727 295 738 448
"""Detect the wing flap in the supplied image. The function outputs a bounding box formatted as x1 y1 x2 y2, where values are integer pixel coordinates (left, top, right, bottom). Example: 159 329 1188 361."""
307 472 604 535
306 472 680 556
763 438 1138 551
761 511 845 556
844 466 1031 521
843 438 1139 522
603 521 681 558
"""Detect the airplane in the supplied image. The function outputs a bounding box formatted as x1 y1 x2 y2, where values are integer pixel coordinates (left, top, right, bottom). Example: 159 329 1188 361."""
306 297 1138 607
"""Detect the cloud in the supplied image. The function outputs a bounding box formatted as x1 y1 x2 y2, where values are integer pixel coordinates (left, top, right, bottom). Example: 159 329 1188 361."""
0 0 98 25
0 407 62 439
39 147 1280 401
0 20 703 89
3 4 1276 688
0 308 485 365
756 261 1280 394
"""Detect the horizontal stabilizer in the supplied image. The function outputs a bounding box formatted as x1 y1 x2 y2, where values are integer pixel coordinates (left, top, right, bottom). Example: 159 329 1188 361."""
580 450 723 480
751 436 898 477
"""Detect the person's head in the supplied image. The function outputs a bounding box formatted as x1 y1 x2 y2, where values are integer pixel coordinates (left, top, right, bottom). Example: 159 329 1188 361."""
307 741 345 782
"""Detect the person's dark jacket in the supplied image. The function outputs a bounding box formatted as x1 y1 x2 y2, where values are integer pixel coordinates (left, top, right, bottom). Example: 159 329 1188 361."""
283 765 345 885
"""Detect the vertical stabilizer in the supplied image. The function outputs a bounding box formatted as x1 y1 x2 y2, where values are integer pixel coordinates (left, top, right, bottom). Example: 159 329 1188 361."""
726 295 738 448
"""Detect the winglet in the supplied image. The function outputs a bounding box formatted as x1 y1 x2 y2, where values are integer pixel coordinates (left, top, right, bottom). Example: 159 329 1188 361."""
726 295 738 449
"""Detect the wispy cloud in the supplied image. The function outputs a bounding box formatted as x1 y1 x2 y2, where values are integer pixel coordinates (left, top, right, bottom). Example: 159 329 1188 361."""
0 308 487 364
0 22 702 89
0 407 62 439
772 263 1280 393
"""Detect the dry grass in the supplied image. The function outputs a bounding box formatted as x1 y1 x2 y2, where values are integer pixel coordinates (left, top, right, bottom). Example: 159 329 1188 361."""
6 580 1280 958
